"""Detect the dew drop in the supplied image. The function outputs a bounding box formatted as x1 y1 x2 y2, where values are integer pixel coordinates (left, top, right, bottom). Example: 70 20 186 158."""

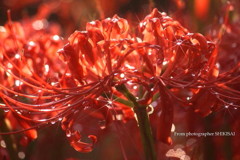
32 19 48 30
116 114 123 120
65 73 71 76
50 120 57 124
0 140 6 148
125 64 135 69
15 80 23 87
111 18 118 23
151 101 158 107
225 105 229 109
15 54 21 59
51 82 57 86
4 109 9 113
163 60 168 66
28 41 35 46
105 104 112 109
89 21 96 25
84 106 90 110
139 21 147 28
171 124 176 132
176 41 182 46
44 64 50 73
98 120 106 130
7 63 13 69
108 100 113 105
18 152 25 159
133 85 138 90
120 73 125 78
16 110 22 115
52 35 60 41
66 130 71 137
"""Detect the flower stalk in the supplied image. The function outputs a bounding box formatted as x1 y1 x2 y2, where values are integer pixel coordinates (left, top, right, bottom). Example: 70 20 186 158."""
116 84 156 160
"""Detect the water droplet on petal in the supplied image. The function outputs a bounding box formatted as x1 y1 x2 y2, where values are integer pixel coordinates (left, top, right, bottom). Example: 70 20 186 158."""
66 130 71 137
163 60 168 66
4 109 9 113
84 106 90 110
15 54 21 59
108 100 113 105
176 40 182 46
51 120 57 124
15 80 23 87
32 19 48 30
44 64 50 73
120 73 125 78
98 120 106 130
52 35 60 41
171 124 175 132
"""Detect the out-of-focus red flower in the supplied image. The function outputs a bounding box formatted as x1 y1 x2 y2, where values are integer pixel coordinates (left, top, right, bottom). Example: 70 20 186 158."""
0 13 63 143
194 0 210 20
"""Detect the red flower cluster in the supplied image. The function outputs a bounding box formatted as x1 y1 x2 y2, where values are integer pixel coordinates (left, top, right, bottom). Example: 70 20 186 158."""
0 8 239 157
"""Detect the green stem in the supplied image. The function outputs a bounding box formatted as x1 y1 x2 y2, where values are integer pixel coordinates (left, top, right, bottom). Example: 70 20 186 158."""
116 84 156 160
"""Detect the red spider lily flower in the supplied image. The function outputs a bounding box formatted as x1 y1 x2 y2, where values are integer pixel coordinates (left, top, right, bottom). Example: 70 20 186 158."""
137 8 217 143
0 14 63 141
0 8 239 157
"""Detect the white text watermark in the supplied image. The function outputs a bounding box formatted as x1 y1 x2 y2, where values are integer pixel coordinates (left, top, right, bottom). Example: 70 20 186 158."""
173 132 236 137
